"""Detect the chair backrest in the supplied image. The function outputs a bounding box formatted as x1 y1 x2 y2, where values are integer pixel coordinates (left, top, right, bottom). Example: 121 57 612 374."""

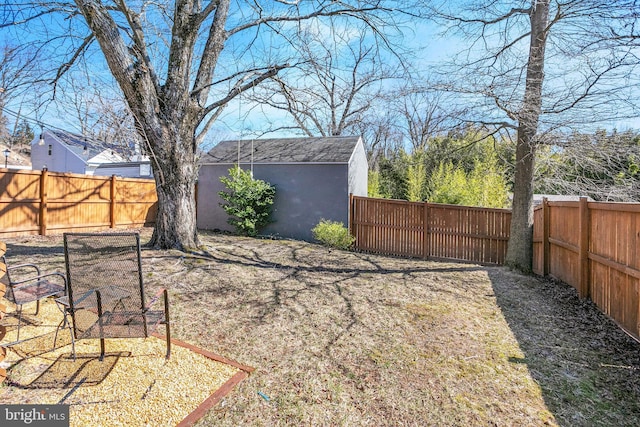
63 232 146 329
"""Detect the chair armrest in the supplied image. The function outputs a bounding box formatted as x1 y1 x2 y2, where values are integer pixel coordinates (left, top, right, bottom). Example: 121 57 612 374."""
70 288 98 309
7 262 42 277
10 271 67 288
56 288 99 311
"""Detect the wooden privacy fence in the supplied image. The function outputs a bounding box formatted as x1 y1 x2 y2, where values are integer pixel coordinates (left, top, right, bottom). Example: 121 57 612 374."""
0 169 157 238
350 195 511 265
533 197 640 341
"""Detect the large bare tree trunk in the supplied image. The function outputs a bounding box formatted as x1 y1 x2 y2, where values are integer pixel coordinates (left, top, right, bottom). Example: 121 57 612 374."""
74 0 205 250
505 0 550 272
147 126 199 249
507 130 537 271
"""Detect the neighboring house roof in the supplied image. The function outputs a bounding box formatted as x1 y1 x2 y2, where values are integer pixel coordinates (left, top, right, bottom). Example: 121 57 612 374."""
201 135 362 164
45 129 132 162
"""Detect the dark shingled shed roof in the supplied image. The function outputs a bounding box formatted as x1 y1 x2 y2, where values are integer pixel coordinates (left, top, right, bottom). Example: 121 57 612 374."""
201 135 361 164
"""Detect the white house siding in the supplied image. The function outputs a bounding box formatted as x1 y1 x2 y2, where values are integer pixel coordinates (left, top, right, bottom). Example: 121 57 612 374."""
31 136 86 173
31 130 129 174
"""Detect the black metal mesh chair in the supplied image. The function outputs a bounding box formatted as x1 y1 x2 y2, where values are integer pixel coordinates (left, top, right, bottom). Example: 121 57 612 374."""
58 232 170 360
1 255 66 343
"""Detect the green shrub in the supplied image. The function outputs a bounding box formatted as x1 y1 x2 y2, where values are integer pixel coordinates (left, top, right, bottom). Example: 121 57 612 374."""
312 219 355 250
219 166 276 236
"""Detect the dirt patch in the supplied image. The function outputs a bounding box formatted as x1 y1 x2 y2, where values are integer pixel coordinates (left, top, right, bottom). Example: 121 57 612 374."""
3 228 640 426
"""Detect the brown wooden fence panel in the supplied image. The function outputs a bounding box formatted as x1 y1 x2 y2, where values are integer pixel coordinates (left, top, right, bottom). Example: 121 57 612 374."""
587 204 640 339
0 170 157 238
0 171 42 236
114 178 158 227
351 197 425 258
548 202 581 289
533 199 640 341
533 206 543 275
425 203 510 264
46 173 112 232
350 196 510 265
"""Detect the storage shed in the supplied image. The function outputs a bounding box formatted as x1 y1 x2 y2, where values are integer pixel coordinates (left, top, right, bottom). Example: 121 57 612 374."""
197 135 368 241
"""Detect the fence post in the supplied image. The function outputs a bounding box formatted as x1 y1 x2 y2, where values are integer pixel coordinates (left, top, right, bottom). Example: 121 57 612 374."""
578 196 590 298
110 175 117 228
39 168 48 236
349 193 354 237
423 202 430 259
543 197 550 276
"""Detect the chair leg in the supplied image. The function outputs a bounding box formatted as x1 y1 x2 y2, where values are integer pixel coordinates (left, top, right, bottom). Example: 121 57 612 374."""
53 319 61 349
164 289 171 359
164 321 171 360
53 300 76 360
68 327 77 361
96 290 105 362
34 300 40 316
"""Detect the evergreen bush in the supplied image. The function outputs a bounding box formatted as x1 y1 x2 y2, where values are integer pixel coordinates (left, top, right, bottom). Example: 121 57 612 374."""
219 166 276 236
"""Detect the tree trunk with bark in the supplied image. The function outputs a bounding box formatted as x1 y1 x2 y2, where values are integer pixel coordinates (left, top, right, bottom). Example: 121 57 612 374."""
505 0 550 272
73 0 222 250
147 125 199 250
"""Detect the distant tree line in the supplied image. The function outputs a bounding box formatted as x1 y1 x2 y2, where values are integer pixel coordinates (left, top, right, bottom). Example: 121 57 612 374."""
368 128 510 208
536 129 640 202
365 126 640 207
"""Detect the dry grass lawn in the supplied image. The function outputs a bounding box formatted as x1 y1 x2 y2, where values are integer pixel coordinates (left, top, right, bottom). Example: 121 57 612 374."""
2 228 640 426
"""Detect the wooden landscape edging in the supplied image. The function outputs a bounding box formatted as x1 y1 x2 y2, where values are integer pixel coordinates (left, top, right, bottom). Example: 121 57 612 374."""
152 333 255 427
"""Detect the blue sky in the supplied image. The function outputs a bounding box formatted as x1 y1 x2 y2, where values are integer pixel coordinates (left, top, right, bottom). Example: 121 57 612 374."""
1 1 639 147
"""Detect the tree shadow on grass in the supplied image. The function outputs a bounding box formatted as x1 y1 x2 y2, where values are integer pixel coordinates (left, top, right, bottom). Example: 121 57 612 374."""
4 242 64 257
487 268 640 427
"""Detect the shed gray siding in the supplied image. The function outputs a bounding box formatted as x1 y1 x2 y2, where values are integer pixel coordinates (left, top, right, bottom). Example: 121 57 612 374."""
94 162 153 178
198 163 351 241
